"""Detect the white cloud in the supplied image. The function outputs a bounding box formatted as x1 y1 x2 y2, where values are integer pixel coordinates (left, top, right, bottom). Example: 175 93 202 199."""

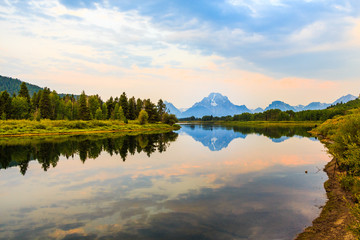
0 0 359 106
288 21 327 42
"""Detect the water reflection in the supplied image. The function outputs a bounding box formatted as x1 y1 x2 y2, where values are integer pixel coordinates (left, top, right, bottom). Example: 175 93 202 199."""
0 125 329 240
0 132 178 175
179 124 316 151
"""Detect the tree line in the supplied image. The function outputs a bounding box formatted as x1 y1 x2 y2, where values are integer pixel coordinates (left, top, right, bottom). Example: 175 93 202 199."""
181 107 352 122
0 82 177 125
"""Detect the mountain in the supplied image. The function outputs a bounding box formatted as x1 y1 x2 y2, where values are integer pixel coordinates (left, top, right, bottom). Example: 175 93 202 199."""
0 75 78 98
165 93 358 118
302 102 330 110
0 75 42 96
181 93 251 118
251 107 264 113
263 94 357 112
332 94 357 105
164 101 182 116
265 101 296 111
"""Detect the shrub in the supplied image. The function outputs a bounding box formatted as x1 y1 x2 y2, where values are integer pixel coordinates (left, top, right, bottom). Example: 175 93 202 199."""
162 113 178 125
138 110 148 125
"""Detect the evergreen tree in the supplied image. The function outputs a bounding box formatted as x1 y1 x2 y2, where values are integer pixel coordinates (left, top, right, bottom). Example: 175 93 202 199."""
106 97 114 119
18 82 31 104
136 98 143 117
128 96 136 120
31 91 40 112
0 91 12 119
157 99 166 121
119 92 129 119
112 103 125 120
49 90 60 120
79 91 91 120
102 102 108 120
88 95 101 119
72 101 79 120
64 101 73 120
39 87 52 119
95 107 103 120
144 99 158 123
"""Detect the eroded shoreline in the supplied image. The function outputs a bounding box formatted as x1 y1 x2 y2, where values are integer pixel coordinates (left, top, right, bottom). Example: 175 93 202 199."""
296 157 356 240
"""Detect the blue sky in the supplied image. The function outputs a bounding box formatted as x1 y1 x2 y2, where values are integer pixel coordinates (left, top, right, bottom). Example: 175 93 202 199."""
0 0 359 108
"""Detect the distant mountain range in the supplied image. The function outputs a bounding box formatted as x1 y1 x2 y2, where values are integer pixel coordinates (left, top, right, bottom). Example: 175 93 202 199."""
166 93 357 118
1 75 357 118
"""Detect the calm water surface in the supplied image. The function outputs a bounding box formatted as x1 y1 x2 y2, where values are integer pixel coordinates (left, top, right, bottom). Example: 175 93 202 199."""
0 124 329 240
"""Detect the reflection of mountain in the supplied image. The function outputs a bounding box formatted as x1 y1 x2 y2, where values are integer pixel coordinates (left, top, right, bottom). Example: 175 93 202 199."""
179 125 247 151
270 136 290 143
179 124 314 151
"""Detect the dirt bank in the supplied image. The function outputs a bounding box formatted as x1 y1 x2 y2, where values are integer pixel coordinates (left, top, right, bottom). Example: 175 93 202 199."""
295 158 356 240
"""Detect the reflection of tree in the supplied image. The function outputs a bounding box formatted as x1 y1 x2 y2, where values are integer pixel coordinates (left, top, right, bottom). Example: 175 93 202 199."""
36 142 60 171
231 125 312 139
0 132 178 175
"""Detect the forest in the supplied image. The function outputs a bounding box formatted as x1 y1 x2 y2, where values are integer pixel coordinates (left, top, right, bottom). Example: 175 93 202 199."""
0 81 177 125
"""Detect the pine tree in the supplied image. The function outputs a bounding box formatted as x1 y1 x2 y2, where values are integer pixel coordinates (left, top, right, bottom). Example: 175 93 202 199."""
79 91 91 120
106 97 114 119
128 96 136 120
135 98 143 118
157 99 166 121
18 82 31 104
0 91 12 119
119 92 129 119
95 107 103 120
144 99 158 123
39 87 52 119
88 95 101 119
102 102 108 120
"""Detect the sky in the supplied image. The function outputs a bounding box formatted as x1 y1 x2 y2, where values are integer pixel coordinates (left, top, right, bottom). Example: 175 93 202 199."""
0 0 360 109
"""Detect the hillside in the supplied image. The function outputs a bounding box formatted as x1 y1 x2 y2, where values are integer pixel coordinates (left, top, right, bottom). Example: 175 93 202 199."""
327 97 360 111
0 75 43 96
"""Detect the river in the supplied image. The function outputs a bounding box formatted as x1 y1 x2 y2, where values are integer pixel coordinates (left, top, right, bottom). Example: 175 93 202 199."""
0 124 329 240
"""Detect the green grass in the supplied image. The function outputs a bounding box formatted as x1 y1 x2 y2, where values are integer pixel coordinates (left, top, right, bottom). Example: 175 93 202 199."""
0 120 180 136
311 108 360 236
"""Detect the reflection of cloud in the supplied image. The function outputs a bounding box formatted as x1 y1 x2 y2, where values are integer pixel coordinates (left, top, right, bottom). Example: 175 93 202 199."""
49 227 87 240
0 131 329 239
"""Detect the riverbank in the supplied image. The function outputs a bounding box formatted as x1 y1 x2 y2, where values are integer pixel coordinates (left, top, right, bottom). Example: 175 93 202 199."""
0 120 180 137
296 112 360 239
296 157 356 240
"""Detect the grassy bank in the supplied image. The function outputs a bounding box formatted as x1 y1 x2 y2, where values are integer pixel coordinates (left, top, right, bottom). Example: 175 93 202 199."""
298 109 360 238
0 120 180 137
